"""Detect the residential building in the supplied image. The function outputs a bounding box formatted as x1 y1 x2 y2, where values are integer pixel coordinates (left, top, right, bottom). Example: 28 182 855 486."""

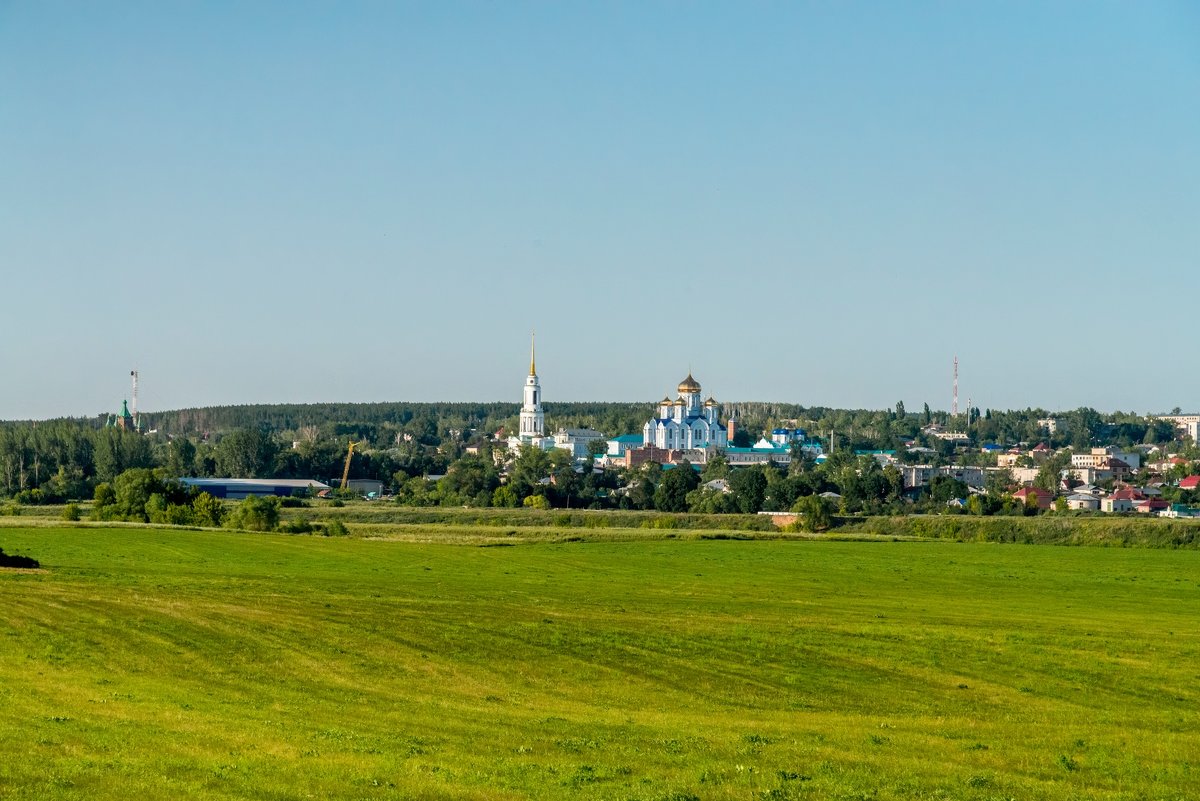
1070 447 1140 471
1158 414 1200 443
1010 467 1040 485
726 439 792 466
625 445 710 468
606 434 644 458
553 428 607 460
1102 487 1145 513
901 465 986 490
1012 486 1053 510
1134 498 1170 514
1065 493 1100 511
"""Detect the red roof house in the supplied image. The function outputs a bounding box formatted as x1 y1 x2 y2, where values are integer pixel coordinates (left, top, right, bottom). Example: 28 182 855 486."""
1013 486 1053 509
1180 475 1200 491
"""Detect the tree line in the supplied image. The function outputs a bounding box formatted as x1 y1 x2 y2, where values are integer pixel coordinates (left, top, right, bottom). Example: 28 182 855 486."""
1 399 1193 505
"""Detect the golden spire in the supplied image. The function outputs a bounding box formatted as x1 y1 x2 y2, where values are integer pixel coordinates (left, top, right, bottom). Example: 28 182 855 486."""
529 330 536 376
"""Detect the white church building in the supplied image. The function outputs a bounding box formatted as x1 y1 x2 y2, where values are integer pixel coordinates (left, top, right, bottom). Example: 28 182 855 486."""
642 374 728 450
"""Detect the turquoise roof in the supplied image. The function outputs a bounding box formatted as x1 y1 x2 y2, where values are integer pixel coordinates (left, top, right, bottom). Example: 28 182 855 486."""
612 434 643 443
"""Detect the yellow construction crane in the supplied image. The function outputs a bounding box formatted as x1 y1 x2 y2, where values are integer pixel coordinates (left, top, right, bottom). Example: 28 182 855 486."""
340 441 358 490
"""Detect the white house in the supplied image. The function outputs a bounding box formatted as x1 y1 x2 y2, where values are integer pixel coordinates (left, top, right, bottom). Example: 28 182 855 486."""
553 428 607 460
1065 493 1100 511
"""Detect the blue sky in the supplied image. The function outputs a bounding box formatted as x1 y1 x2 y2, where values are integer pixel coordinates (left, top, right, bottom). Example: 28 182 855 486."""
3 2 1198 421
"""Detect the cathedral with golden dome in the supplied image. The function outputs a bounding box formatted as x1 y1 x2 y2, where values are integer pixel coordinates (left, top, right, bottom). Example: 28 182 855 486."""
642 373 727 450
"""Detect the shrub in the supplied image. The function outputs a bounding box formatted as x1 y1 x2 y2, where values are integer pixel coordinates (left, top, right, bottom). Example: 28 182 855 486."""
225 495 282 532
14 488 45 505
279 518 314 534
523 494 550 510
323 519 349 537
61 503 81 522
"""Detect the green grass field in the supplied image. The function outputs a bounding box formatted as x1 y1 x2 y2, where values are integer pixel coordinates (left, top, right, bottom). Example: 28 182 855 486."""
2 525 1198 800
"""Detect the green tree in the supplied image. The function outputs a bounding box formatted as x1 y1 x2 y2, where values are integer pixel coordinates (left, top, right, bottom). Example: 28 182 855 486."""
215 428 278 478
225 495 281 531
165 437 197 477
701 452 730 481
686 486 736 514
439 455 499 505
523 494 550 510
491 486 518 508
928 475 968 504
192 492 224 527
111 468 164 521
653 462 700 512
508 445 552 500
729 467 768 514
792 494 832 532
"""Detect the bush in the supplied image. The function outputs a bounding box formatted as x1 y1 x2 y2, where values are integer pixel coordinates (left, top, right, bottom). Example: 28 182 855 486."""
0 504 21 517
61 503 80 522
323 519 349 537
14 488 46 505
225 495 281 532
279 518 314 534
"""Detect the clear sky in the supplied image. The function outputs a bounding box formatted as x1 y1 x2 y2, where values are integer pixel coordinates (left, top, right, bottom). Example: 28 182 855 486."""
3 2 1198 421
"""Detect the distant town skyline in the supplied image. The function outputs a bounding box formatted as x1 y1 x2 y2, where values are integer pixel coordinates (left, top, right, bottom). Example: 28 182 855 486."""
3 3 1197 420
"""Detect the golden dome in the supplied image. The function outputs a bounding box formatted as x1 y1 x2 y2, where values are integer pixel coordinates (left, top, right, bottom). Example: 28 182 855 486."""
677 373 701 393
704 396 717 407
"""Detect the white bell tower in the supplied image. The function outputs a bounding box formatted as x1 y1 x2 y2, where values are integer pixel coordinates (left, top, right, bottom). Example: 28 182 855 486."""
519 333 544 438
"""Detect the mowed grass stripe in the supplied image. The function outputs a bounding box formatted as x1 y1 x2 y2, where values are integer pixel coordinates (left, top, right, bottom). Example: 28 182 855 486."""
1 526 1198 799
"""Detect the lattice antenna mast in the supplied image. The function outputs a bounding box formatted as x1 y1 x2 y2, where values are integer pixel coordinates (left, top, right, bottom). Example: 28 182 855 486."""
130 369 139 431
952 356 959 417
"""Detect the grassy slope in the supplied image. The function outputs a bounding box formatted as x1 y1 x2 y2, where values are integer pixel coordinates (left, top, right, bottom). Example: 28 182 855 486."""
1 528 1198 800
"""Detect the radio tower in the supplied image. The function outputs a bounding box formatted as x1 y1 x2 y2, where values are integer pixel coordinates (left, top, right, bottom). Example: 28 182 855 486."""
950 357 960 419
130 370 140 432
